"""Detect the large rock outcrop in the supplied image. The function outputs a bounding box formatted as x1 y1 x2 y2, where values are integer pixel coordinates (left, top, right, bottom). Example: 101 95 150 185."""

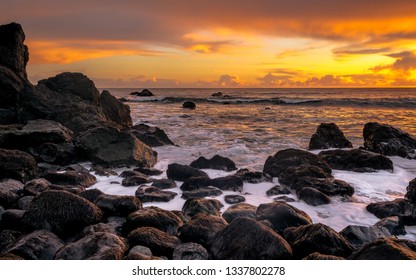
309 123 352 150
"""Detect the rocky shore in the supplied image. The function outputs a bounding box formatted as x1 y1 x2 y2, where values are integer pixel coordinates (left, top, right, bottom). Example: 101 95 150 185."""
1 22 416 260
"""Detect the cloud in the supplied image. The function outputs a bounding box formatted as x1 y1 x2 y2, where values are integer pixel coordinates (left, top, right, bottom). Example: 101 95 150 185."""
217 74 241 87
371 51 416 75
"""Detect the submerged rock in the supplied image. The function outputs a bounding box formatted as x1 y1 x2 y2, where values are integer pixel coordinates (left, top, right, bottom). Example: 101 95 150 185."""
190 155 237 171
235 169 272 183
366 198 414 219
183 101 196 109
309 123 352 150
224 195 245 204
130 89 154 97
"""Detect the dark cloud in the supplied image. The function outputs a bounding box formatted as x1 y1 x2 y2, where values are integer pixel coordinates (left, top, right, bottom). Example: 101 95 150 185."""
333 46 392 56
372 51 416 74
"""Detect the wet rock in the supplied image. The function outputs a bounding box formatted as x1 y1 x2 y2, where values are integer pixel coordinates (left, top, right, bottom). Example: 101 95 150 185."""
290 177 354 197
79 223 120 238
183 101 196 109
224 195 245 204
0 179 23 207
340 225 391 250
120 170 148 178
135 186 177 203
363 122 416 159
99 90 132 129
405 178 416 204
256 201 312 233
17 196 33 210
129 245 152 257
180 176 212 191
127 227 181 258
0 109 17 125
235 169 272 183
278 164 332 187
133 167 163 176
90 165 118 177
263 148 332 178
167 163 208 181
7 229 64 260
297 187 331 206
31 142 78 165
0 148 38 183
0 230 22 254
211 92 222 97
319 149 394 172
23 190 103 238
366 198 414 219
121 175 149 187
303 252 345 260
94 194 142 217
273 196 296 202
266 185 292 196
190 155 237 171
78 188 104 203
55 232 127 260
283 223 353 259
349 238 416 260
309 123 352 150
126 206 183 235
179 214 228 247
181 187 223 199
127 123 174 147
130 89 154 96
41 171 96 188
374 216 406 235
23 178 51 196
180 176 243 192
210 217 292 260
173 243 209 260
1 209 27 231
151 179 176 189
182 198 223 218
222 203 257 223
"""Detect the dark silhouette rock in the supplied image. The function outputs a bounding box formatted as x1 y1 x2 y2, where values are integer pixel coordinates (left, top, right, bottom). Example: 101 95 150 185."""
122 175 149 187
180 176 212 191
41 171 96 188
340 225 391 250
283 223 353 259
30 142 78 165
366 198 414 219
126 206 183 235
0 179 23 207
405 178 416 204
173 242 209 260
224 195 245 204
309 123 352 150
235 169 272 183
211 92 223 97
256 201 312 233
130 89 154 96
349 238 416 260
22 190 103 238
55 232 127 260
6 229 64 260
99 90 132 129
318 149 394 172
303 252 345 260
0 66 26 109
363 122 416 159
94 194 142 217
190 155 237 171
210 217 292 260
297 187 331 206
263 148 332 178
0 109 17 124
180 175 243 192
133 167 163 176
127 123 174 147
374 216 406 235
167 163 209 181
278 164 332 187
120 170 148 178
274 196 296 202
222 203 257 223
290 176 354 197
0 149 37 183
266 185 292 196
181 187 223 199
151 178 176 189
182 198 223 218
183 101 196 109
135 186 177 203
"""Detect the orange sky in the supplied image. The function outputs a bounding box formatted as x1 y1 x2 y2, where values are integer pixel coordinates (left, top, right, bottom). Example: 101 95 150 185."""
2 0 416 87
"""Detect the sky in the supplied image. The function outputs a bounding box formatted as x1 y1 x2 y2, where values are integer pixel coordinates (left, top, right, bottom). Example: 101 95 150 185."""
2 0 416 88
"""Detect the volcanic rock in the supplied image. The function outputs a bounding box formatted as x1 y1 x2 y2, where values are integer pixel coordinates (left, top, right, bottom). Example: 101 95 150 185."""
297 187 331 206
41 171 96 188
0 179 23 207
173 243 209 260
181 187 223 199
349 238 416 260
135 186 177 203
99 90 132 129
182 198 223 218
309 123 352 150
0 148 37 183
340 225 391 250
190 155 237 171
94 194 142 217
167 163 208 181
127 123 174 147
222 203 257 223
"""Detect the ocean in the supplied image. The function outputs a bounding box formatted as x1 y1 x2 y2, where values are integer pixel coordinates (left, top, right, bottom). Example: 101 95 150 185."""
93 88 416 240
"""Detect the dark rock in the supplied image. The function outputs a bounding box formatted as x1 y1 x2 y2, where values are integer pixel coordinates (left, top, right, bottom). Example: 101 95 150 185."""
0 230 22 254
290 176 354 197
211 92 223 97
99 90 132 129
235 168 272 183
278 164 332 187
256 201 312 233
263 148 332 178
349 238 416 260
309 123 352 150
405 178 416 204
94 194 142 217
90 165 118 177
183 101 196 109
122 175 149 187
182 198 223 218
31 142 78 165
210 217 292 260
126 206 183 235
181 187 223 199
0 253 25 260
167 163 208 181
120 170 148 178
363 122 416 159
318 149 394 172
266 185 292 196
79 223 120 238
340 225 391 250
0 109 17 124
7 229 64 260
180 176 212 191
130 89 154 97
127 227 181 258
303 252 345 260
274 196 296 202
366 198 414 219
75 126 157 168
55 232 127 260
0 205 4 222
1 209 27 231
129 245 152 257
283 223 353 259
297 187 331 206
173 242 209 260
0 66 25 109
127 123 174 147
78 188 104 203
375 216 406 235
41 171 96 188
210 176 243 192
0 179 24 207
0 148 37 183
17 196 33 210
190 155 237 171
23 178 50 196
151 179 176 189
222 203 257 223
179 214 228 247
135 185 177 202
133 167 163 176
224 195 245 204
22 190 103 238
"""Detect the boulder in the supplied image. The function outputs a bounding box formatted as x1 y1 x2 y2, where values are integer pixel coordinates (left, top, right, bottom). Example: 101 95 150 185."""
256 201 312 233
266 185 292 196
75 126 157 168
130 89 154 96
289 176 354 197
0 230 22 254
0 179 23 207
211 92 222 97
41 171 96 188
173 243 209 260
182 198 223 218
180 176 212 191
90 165 118 177
263 148 332 178
17 196 33 210
179 214 228 247
303 252 345 260
127 124 174 147
283 223 353 259
126 206 183 235
0 209 28 231
0 148 37 183
318 149 394 172
340 225 391 250
183 101 196 109
78 223 121 239
405 178 416 204
135 186 177 203
94 194 142 217
374 216 406 236
190 155 237 171
210 217 292 260
55 232 127 260
0 109 17 125
297 187 331 206
181 187 223 199
151 179 176 189
127 227 181 258
278 164 332 187
121 175 149 187
133 167 163 176
30 142 78 165
366 198 414 219
23 178 50 196
363 122 416 159
349 238 416 260
7 229 64 260
222 203 257 223
180 176 243 192
78 188 104 203
224 195 245 204
0 66 25 109
167 163 208 181
309 123 352 150
235 169 272 183
22 190 103 237
99 90 132 129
